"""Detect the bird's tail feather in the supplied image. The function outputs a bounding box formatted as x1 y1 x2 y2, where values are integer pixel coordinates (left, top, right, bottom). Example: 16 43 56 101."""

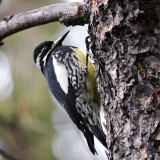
84 129 97 155
91 125 108 149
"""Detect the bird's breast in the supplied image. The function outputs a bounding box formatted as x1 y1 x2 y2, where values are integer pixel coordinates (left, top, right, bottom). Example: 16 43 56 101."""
52 55 69 94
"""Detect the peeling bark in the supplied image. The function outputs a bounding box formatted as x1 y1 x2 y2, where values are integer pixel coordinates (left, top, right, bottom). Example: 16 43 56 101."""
88 0 160 159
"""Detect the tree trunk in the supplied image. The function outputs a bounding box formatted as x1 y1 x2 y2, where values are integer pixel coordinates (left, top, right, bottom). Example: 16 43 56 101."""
88 0 160 159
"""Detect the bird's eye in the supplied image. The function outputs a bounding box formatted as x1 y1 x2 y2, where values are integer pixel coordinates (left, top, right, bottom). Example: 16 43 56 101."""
42 47 47 51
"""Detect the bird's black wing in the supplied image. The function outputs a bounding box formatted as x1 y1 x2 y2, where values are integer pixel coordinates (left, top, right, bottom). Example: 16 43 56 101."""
43 55 97 154
65 81 97 155
90 124 108 149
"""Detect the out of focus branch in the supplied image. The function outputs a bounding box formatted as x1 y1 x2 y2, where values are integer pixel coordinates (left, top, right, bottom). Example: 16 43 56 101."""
0 2 89 43
0 148 20 160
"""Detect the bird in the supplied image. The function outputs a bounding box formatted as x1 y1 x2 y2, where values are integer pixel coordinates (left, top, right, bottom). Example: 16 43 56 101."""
33 31 107 155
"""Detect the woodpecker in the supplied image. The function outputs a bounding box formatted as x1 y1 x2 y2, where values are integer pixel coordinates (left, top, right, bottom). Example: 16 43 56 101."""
33 31 107 154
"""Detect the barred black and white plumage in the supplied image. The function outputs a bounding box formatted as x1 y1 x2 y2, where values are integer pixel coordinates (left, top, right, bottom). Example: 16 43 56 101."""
33 31 107 155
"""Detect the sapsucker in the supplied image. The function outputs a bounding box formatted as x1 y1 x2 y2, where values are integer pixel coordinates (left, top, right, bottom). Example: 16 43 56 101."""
33 31 107 154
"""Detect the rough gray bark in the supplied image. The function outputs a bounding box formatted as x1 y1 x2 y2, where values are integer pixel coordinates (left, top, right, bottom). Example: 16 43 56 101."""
88 0 160 159
0 0 160 159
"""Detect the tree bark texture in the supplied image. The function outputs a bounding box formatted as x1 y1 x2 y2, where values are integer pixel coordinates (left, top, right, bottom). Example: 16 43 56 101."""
88 0 160 159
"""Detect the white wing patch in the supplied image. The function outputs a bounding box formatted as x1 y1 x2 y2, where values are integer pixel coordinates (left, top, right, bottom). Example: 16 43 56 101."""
52 55 69 94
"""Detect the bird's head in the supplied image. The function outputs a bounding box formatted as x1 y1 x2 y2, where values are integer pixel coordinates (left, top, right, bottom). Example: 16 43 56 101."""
33 41 53 70
33 31 70 70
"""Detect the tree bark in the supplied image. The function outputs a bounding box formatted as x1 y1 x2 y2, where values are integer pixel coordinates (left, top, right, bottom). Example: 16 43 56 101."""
88 0 160 159
0 0 160 159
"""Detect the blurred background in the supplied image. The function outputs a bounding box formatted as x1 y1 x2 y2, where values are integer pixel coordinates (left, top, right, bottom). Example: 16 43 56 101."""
0 0 102 160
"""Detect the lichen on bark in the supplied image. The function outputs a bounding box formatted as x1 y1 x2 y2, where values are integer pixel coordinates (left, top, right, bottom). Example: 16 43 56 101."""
87 0 160 159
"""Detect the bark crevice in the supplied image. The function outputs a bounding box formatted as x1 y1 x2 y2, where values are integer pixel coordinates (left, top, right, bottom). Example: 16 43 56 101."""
88 0 160 159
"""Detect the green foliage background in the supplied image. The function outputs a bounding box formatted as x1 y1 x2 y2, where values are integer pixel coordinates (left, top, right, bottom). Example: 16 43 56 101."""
0 0 65 159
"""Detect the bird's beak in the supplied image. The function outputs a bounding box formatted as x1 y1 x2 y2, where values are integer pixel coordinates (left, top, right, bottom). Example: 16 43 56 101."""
52 31 70 49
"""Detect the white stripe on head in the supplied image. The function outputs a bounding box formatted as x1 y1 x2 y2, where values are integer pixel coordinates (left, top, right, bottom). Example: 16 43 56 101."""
36 54 41 70
42 50 50 66
36 47 51 70
52 55 69 94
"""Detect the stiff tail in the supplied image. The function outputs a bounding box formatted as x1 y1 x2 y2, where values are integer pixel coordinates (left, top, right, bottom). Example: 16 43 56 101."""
91 125 108 149
83 129 97 155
